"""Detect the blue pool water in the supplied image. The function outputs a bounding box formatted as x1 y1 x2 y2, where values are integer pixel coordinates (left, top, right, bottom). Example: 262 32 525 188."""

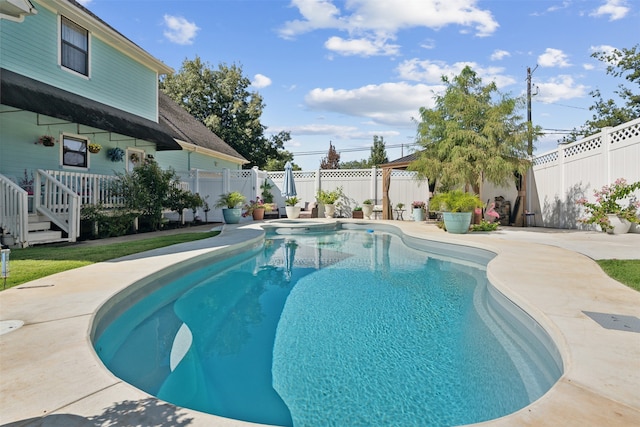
94 227 562 427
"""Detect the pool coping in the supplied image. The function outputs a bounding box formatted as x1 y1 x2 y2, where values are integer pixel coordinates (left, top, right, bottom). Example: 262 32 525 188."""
0 221 639 426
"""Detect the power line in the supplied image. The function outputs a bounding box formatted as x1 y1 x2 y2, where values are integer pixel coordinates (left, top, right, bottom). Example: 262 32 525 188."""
291 142 421 157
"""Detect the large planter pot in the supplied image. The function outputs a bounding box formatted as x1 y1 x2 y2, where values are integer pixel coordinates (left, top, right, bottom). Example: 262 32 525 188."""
324 204 336 218
606 214 631 235
442 212 473 234
286 206 301 219
362 204 374 219
352 210 364 219
413 208 424 222
222 208 242 224
252 208 265 220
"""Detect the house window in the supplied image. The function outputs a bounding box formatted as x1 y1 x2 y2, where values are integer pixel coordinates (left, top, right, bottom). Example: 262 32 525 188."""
62 135 88 168
61 17 88 76
127 148 145 172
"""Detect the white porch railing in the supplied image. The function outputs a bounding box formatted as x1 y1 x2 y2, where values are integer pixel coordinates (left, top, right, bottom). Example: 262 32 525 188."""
35 170 81 243
46 170 121 208
0 174 29 247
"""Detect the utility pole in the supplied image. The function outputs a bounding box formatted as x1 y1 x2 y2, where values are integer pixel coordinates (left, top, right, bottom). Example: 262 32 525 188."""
526 65 538 156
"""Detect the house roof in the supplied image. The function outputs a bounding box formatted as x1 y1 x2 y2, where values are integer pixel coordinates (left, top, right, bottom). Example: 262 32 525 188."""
158 91 248 164
0 0 37 21
1 68 181 151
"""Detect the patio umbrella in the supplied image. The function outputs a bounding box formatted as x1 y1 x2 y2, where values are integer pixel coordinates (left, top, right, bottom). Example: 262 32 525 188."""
281 161 297 198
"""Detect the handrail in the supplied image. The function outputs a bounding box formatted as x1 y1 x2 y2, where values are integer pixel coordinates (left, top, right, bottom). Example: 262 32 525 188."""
0 174 28 247
35 170 80 243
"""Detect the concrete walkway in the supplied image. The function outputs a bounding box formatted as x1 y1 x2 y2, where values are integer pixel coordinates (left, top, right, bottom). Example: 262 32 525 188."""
0 222 639 426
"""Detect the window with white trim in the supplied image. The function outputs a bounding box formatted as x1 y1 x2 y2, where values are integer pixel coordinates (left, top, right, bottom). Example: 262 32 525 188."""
62 135 89 168
61 16 89 76
127 148 145 172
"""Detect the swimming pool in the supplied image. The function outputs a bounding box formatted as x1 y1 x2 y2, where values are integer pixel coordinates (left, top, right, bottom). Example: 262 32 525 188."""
93 224 562 427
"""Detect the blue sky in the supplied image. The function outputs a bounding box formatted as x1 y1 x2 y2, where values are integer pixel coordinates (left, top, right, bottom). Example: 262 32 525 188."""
79 0 636 170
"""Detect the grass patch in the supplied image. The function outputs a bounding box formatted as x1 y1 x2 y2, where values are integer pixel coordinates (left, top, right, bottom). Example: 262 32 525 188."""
3 231 218 290
597 259 640 292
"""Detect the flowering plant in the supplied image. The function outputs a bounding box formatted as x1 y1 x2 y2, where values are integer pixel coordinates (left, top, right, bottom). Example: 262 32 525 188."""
576 178 640 232
37 135 56 146
242 197 265 217
411 201 425 209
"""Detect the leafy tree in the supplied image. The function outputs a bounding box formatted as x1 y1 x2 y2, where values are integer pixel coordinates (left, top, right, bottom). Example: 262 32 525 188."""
341 159 370 169
113 160 181 231
410 66 533 194
369 135 388 166
160 56 286 169
263 131 300 170
320 141 341 169
564 44 640 142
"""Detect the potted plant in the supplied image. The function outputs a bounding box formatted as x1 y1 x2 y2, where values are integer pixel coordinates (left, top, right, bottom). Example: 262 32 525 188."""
430 190 483 234
285 196 301 219
576 178 640 234
88 142 102 153
362 199 374 219
317 188 341 218
37 135 55 146
243 197 265 220
352 206 364 219
411 201 426 222
215 191 246 224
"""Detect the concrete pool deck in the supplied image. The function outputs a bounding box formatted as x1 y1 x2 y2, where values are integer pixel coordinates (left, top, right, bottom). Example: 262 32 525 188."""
0 221 639 426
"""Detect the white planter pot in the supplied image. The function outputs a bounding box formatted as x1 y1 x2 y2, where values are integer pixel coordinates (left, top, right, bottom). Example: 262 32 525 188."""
286 206 301 219
362 204 373 219
606 214 631 234
324 204 335 218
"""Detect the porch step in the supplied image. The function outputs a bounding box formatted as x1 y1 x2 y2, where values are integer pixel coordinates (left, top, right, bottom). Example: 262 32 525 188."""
28 221 52 232
27 230 64 245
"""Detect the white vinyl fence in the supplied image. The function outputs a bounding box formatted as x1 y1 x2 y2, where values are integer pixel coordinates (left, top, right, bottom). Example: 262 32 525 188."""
531 118 640 229
174 167 431 223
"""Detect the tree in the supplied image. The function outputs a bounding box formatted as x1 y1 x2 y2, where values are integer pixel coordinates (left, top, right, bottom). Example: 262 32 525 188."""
320 141 340 169
369 135 388 166
160 56 286 169
410 66 533 194
263 131 300 170
341 159 370 169
564 44 640 142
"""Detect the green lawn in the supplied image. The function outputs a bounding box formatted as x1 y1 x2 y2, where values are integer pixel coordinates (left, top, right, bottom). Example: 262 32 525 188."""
597 259 640 292
2 231 218 290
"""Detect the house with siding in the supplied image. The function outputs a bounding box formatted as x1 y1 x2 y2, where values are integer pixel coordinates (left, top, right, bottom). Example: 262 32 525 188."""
0 0 243 247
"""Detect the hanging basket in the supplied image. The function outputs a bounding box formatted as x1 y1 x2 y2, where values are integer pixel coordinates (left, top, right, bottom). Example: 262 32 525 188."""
88 143 102 154
38 135 55 146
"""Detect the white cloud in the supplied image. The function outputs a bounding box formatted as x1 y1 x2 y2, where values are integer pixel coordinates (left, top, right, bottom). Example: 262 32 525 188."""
590 0 630 21
305 81 442 126
324 35 400 56
251 74 272 88
163 15 199 45
538 48 571 68
76 0 92 5
535 75 588 103
490 49 510 61
278 0 499 55
396 59 516 88
583 63 595 70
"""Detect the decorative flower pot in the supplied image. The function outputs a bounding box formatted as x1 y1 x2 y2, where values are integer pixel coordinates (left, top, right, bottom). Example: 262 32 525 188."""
88 145 101 153
324 204 335 218
442 212 473 234
413 208 424 221
222 208 242 224
352 211 364 219
252 208 265 220
606 214 631 235
362 204 373 219
286 206 301 219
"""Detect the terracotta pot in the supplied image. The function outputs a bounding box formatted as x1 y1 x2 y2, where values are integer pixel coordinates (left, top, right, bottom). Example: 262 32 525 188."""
252 208 265 220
